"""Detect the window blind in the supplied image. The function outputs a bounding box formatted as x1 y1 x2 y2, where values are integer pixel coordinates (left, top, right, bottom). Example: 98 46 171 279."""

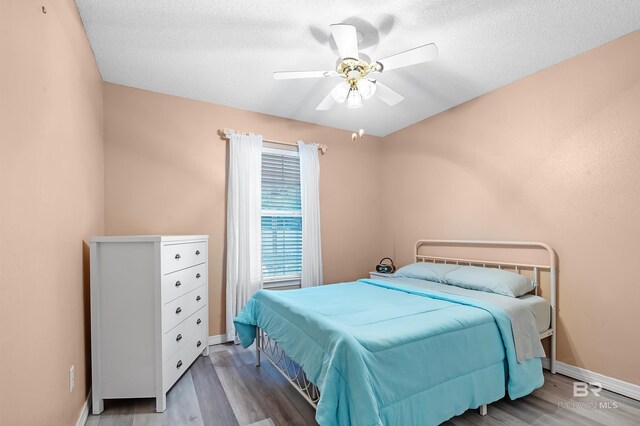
261 151 302 279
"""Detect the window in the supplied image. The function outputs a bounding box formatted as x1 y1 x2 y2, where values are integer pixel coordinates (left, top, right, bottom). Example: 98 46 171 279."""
261 146 302 287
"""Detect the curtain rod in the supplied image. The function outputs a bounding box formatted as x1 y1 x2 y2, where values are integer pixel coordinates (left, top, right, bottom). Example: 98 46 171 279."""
220 128 327 154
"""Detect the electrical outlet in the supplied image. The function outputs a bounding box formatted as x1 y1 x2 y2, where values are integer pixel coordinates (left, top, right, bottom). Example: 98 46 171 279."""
69 365 75 392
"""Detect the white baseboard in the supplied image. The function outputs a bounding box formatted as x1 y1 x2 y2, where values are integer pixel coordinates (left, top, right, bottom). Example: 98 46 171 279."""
76 390 91 426
542 358 640 401
208 334 233 346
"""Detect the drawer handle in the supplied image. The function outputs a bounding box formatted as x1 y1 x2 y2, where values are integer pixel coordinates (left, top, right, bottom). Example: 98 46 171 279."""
196 273 201 279
196 295 201 302
176 360 183 369
197 340 202 348
196 318 201 325
175 254 181 260
175 280 181 287
176 334 182 342
196 250 201 255
175 307 182 314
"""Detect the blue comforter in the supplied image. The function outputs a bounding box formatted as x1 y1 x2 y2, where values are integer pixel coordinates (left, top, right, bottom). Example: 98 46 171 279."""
234 279 543 426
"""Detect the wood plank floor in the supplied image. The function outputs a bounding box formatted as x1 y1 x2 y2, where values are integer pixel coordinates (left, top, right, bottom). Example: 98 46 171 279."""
87 343 640 425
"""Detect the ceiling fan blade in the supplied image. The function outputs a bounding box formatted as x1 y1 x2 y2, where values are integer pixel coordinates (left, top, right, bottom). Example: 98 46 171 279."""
273 70 337 80
377 43 438 72
316 90 336 111
375 81 405 106
330 24 359 60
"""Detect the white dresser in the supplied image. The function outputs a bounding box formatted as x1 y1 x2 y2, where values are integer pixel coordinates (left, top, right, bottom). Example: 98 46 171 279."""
90 235 209 414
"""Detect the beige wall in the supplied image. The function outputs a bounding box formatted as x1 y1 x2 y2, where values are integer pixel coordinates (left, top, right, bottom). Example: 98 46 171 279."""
103 83 386 336
381 30 640 385
0 1 104 425
102 31 640 386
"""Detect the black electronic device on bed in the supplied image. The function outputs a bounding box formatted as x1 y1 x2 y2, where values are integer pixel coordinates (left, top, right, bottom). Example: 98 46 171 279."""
375 258 396 274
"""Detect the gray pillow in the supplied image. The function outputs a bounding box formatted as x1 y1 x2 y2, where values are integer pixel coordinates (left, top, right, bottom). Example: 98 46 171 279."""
395 262 461 283
442 265 535 297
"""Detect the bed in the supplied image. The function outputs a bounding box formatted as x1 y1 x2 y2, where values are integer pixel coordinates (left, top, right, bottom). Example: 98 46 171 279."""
234 240 557 426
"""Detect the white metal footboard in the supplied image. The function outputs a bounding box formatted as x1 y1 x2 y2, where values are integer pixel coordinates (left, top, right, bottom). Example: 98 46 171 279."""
255 327 320 407
254 328 487 416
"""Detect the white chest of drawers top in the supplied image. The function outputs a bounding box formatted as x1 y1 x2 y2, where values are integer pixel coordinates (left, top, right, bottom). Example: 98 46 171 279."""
90 235 209 414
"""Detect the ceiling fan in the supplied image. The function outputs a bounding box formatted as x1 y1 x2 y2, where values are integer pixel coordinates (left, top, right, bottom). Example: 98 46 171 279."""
273 23 438 111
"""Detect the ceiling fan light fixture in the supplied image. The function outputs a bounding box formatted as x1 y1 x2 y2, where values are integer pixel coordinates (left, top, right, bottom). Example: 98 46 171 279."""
346 89 363 109
274 23 437 112
357 79 377 99
331 81 350 103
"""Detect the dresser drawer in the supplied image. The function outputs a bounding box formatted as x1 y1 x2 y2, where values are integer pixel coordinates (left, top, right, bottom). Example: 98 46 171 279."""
162 285 208 333
162 263 207 304
163 326 208 392
162 241 207 274
162 305 207 361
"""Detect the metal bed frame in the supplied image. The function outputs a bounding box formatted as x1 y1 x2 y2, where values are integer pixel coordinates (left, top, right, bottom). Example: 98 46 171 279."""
255 239 558 418
255 328 320 407
414 239 558 374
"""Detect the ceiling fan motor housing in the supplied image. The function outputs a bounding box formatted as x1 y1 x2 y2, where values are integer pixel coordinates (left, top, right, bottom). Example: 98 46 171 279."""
337 58 374 84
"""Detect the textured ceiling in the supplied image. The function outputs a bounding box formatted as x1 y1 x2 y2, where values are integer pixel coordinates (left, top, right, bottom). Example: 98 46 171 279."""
76 1 640 136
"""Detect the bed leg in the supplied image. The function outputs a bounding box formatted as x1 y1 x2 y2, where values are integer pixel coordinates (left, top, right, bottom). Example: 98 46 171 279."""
551 330 557 374
479 405 487 416
255 327 261 367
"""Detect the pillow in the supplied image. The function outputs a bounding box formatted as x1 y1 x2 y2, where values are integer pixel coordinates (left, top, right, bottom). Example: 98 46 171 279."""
442 265 535 297
395 262 461 282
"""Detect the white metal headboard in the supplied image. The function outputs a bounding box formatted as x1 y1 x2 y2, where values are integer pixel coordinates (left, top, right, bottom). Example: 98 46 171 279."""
415 239 558 373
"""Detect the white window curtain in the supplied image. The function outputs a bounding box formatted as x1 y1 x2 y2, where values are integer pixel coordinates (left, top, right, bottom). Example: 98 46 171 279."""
297 141 323 287
226 132 263 341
